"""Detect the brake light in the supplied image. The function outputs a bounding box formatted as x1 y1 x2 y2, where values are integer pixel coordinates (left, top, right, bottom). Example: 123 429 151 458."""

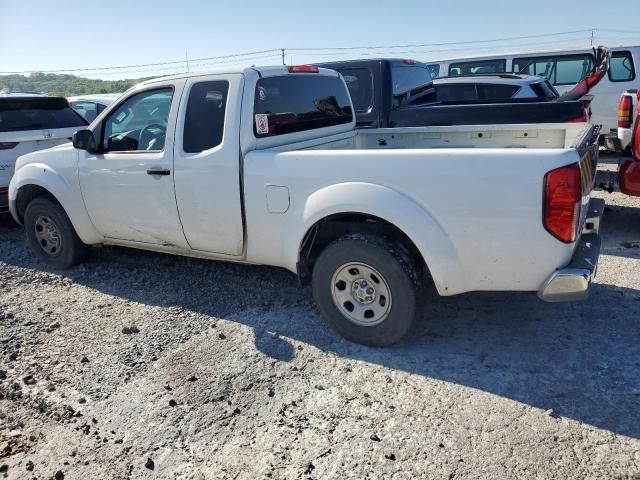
403 59 417 65
0 142 18 150
567 109 589 123
619 159 640 196
618 95 633 128
633 103 640 160
287 65 319 73
543 163 582 243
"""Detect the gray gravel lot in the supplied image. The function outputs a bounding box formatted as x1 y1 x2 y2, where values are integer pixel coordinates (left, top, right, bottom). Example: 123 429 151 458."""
0 157 639 479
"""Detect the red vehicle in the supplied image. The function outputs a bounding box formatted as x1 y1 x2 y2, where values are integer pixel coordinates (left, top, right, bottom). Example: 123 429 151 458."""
619 90 640 196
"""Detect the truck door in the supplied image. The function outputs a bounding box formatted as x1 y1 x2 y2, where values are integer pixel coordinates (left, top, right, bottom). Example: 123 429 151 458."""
78 83 189 248
172 74 244 256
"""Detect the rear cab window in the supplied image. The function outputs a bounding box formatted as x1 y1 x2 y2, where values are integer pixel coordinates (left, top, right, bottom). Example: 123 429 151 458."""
609 51 636 82
253 74 352 137
0 97 87 132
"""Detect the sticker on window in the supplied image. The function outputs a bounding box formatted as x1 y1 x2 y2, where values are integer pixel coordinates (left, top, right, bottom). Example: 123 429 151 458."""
255 114 269 135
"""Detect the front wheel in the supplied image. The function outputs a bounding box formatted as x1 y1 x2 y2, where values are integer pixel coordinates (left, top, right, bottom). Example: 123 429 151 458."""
311 234 419 346
24 196 88 269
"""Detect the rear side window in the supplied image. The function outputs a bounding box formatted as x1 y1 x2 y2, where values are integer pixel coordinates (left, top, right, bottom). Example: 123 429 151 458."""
448 60 506 76
609 51 636 82
183 80 229 153
530 80 559 99
0 97 87 132
337 68 374 113
513 54 593 85
253 75 352 137
476 84 520 100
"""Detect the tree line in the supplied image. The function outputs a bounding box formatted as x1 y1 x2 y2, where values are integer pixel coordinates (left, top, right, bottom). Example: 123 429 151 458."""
0 72 153 97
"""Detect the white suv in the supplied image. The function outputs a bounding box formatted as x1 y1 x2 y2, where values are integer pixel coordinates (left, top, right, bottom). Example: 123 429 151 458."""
0 93 87 212
68 93 121 123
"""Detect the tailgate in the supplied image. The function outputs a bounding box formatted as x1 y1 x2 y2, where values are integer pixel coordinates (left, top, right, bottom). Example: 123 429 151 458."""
575 125 600 233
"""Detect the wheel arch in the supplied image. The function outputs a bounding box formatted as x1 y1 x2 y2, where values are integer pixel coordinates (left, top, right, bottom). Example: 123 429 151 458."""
289 182 465 296
10 165 102 244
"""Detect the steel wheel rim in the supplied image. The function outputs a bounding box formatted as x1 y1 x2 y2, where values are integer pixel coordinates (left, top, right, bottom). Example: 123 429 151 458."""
330 262 392 326
34 215 62 256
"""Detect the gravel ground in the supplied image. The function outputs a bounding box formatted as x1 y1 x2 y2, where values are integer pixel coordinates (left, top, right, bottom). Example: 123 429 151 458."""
0 156 639 479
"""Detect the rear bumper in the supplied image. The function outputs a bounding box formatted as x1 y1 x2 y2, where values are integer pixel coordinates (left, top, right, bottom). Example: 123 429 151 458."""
538 198 604 302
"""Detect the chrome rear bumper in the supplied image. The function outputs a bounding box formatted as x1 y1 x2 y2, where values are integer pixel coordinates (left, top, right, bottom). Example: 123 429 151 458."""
538 198 604 302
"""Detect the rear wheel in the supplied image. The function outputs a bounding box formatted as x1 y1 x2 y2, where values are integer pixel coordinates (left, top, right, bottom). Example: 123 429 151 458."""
24 196 88 269
312 234 419 346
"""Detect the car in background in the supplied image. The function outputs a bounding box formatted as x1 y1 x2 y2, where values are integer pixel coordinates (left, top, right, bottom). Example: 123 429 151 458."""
430 73 560 103
425 46 639 141
613 89 638 153
0 93 87 212
68 93 121 123
618 90 640 196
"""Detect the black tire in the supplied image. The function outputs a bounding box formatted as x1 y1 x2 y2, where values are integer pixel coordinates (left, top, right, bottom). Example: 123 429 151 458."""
24 196 88 269
311 234 419 346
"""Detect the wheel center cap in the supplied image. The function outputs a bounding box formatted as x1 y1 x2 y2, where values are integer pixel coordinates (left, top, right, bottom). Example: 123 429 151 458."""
351 278 376 304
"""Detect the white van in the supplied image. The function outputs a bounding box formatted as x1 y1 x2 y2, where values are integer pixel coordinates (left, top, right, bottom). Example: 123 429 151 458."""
425 46 639 141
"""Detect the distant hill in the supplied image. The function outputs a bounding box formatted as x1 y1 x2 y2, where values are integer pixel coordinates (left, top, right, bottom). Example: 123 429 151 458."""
0 72 154 97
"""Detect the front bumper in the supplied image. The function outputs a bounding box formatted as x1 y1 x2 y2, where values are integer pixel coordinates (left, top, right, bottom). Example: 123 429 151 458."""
538 198 604 302
0 187 8 214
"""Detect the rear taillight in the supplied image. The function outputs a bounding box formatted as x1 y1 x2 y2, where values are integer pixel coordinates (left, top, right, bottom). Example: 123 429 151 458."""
403 59 417 65
618 95 633 128
0 142 18 150
634 92 640 160
543 163 582 243
287 65 319 73
567 109 589 123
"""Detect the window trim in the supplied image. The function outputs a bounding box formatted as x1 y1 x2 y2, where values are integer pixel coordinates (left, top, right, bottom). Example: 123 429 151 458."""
513 53 595 86
98 86 175 155
181 79 230 154
448 59 507 76
608 50 636 83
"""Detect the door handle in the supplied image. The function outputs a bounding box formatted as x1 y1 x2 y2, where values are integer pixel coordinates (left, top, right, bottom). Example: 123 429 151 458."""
146 168 171 176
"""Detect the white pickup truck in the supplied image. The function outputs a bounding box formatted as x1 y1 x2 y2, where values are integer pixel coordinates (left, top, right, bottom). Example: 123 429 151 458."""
9 65 604 346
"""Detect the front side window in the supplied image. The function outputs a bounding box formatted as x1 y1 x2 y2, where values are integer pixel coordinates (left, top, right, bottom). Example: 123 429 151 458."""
253 75 352 137
337 68 374 113
609 51 636 82
391 65 433 96
448 60 506 76
426 64 440 79
71 101 98 123
513 54 594 85
436 83 477 102
183 80 229 153
103 88 173 152
476 83 520 100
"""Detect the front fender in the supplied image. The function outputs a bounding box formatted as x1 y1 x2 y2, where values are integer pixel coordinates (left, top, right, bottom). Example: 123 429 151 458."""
284 182 465 295
9 163 102 245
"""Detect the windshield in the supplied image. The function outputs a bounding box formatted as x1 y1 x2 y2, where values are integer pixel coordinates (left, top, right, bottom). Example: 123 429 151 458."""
391 65 433 96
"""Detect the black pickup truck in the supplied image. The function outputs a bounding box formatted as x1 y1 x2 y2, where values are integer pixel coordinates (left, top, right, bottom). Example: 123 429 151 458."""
319 49 608 129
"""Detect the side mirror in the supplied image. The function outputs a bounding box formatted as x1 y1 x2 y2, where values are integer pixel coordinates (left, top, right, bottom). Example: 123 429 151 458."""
72 129 97 152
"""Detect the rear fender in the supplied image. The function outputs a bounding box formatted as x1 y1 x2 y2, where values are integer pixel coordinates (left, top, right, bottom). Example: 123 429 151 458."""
285 182 465 295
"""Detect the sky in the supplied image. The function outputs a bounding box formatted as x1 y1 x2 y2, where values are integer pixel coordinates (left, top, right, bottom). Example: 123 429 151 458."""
2 0 640 79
